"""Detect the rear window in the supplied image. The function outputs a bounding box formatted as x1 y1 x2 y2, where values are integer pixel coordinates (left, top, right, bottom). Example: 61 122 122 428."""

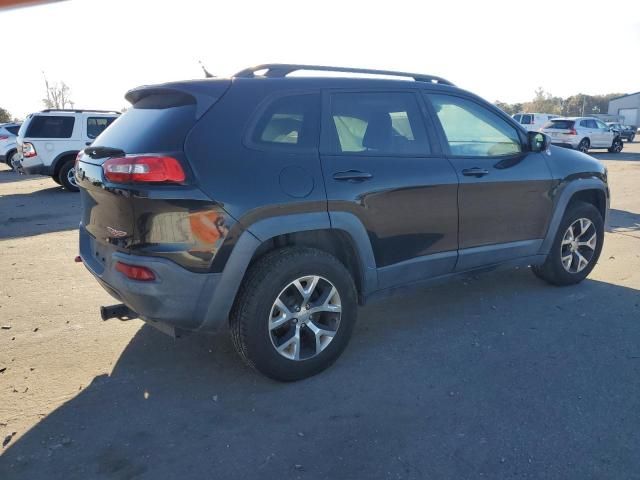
92 93 196 153
25 116 75 138
545 120 575 129
5 125 20 135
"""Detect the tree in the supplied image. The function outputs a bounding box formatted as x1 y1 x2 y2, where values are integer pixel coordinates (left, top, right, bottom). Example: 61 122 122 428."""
0 107 11 123
494 101 522 115
42 73 74 109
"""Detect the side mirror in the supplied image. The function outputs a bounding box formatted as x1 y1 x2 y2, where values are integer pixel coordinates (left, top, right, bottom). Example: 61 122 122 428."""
528 131 549 152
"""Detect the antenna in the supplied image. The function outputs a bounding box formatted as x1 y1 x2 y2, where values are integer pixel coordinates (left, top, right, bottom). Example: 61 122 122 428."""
198 60 214 79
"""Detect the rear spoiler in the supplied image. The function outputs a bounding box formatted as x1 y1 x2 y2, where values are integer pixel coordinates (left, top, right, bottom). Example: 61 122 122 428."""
125 79 231 120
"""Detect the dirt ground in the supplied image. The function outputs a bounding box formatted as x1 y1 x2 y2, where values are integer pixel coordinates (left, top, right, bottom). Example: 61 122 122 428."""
1 144 639 479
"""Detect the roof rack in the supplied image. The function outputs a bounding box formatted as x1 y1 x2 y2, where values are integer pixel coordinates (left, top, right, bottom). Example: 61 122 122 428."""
40 109 120 114
234 64 454 86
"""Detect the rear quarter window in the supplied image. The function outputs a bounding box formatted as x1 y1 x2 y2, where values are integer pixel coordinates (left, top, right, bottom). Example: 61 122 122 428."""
25 116 75 138
248 94 320 151
5 125 20 135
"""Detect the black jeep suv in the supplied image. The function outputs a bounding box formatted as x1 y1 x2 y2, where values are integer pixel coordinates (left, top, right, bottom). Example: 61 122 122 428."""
77 64 609 381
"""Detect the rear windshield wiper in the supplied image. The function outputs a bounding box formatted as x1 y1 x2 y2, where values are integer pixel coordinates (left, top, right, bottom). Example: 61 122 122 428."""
85 146 126 159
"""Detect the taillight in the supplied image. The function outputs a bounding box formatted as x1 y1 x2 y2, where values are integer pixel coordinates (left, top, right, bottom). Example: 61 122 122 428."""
103 155 185 184
0 135 9 140
567 129 577 135
75 150 83 169
23 142 37 158
115 261 156 281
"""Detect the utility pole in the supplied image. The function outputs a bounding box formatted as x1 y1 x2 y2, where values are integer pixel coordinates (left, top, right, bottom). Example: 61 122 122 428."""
581 95 586 116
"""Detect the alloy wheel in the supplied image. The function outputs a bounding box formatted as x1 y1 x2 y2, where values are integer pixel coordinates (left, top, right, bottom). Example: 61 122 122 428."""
560 218 597 273
67 167 78 187
578 140 589 153
613 139 623 152
268 275 341 361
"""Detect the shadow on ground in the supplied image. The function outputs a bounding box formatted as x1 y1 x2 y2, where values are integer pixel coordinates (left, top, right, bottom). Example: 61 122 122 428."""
609 208 640 234
0 183 80 239
1 269 639 479
592 151 640 162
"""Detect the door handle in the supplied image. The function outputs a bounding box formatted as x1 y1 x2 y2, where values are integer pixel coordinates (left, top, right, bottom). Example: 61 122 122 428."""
333 170 373 182
461 167 489 178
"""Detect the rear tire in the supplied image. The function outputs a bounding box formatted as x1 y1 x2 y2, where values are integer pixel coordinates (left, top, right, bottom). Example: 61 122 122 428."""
230 247 357 381
628 134 635 143
58 159 79 192
6 150 18 170
577 138 590 153
532 202 604 286
608 137 623 153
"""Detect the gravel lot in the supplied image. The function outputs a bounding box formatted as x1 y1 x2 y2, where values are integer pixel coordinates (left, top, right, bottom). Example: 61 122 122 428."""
1 143 639 479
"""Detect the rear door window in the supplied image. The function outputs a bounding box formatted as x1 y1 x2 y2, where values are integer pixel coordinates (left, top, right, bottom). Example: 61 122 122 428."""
87 117 116 139
250 94 320 150
25 116 75 138
513 114 522 122
328 91 430 155
520 114 533 125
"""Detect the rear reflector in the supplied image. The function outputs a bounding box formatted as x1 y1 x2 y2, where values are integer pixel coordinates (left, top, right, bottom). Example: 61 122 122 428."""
103 156 185 184
115 261 156 281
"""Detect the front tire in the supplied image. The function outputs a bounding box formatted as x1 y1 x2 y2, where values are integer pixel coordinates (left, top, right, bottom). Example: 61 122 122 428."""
58 159 79 192
608 137 623 153
230 247 357 381
532 202 604 286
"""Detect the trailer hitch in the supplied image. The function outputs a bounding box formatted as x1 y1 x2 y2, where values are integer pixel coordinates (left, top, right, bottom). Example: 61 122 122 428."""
100 304 138 321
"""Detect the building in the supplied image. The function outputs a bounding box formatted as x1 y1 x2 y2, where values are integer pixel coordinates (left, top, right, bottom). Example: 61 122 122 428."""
607 92 640 126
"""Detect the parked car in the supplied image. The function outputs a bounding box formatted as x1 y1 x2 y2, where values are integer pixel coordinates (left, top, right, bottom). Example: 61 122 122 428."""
0 122 21 169
16 109 119 191
606 122 636 142
512 112 558 131
541 116 623 153
78 64 609 381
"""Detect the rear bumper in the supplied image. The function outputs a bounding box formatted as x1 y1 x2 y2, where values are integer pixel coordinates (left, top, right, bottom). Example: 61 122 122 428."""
18 156 51 175
79 225 225 334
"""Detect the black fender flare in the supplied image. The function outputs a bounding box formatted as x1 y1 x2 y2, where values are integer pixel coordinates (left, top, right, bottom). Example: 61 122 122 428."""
197 211 377 332
539 178 609 255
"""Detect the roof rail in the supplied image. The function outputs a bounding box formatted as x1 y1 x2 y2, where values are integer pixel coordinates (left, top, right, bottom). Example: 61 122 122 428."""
234 64 454 86
40 109 121 114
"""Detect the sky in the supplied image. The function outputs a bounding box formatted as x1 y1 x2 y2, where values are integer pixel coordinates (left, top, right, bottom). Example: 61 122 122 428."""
1 0 639 119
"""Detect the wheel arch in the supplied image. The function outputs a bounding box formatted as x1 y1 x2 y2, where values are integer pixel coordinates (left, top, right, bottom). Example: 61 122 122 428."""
51 150 79 177
197 212 377 333
540 179 609 255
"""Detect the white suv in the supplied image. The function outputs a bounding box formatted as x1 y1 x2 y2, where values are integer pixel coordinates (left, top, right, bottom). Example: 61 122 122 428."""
541 116 624 154
16 109 119 191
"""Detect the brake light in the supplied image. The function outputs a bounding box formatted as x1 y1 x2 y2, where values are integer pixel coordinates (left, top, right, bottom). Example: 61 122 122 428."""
115 261 156 281
22 142 37 158
567 129 577 135
0 135 8 140
75 150 83 169
103 156 185 184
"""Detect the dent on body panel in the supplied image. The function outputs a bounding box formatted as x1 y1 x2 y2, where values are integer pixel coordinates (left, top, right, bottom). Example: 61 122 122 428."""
131 199 232 271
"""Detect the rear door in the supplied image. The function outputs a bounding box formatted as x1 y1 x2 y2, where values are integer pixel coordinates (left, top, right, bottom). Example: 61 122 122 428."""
425 92 554 270
319 89 458 289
